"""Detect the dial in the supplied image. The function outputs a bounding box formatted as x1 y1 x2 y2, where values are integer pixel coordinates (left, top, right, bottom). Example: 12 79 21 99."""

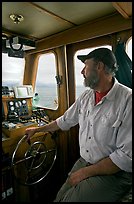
18 101 22 106
22 100 26 104
10 106 15 111
15 101 19 107
9 101 14 106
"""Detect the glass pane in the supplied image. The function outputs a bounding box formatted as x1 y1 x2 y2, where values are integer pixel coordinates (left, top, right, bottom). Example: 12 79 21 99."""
126 37 132 61
74 45 111 99
2 53 25 88
34 53 58 110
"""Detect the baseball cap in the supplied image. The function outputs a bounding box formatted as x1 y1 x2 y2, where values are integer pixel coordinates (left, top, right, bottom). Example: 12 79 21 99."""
77 48 117 70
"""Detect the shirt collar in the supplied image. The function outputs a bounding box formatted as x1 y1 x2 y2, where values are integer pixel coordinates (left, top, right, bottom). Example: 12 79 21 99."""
104 78 120 101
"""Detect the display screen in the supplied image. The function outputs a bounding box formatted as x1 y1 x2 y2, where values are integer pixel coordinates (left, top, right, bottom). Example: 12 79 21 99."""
13 85 33 98
17 87 28 97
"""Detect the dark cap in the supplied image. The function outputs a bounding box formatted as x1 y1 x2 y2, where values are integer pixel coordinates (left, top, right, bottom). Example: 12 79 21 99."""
77 48 117 69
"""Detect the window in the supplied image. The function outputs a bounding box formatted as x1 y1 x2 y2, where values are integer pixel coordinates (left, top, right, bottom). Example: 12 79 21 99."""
126 37 132 61
2 53 25 88
74 45 111 99
34 52 58 110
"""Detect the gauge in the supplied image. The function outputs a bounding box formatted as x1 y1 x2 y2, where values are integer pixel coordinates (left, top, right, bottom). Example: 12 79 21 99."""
9 101 14 106
22 100 26 104
18 101 22 106
10 106 15 111
15 102 19 107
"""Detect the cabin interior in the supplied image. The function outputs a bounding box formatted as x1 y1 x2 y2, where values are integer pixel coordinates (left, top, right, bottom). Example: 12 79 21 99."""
2 2 132 202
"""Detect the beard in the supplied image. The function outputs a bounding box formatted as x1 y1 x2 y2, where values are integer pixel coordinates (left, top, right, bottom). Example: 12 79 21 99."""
84 69 100 89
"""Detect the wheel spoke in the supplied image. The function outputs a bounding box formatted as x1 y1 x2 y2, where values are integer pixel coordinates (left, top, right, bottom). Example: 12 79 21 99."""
12 155 33 166
40 148 56 155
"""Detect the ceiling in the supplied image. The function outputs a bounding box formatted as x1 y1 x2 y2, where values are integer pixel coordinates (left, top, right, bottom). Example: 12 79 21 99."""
2 2 132 42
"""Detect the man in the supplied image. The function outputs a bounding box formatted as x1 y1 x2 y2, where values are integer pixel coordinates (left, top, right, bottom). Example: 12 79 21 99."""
25 48 132 202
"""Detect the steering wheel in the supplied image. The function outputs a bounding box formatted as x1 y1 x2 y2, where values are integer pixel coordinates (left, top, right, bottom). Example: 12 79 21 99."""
11 132 57 186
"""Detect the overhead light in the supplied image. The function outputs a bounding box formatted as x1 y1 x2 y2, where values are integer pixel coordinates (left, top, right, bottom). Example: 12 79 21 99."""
9 14 24 24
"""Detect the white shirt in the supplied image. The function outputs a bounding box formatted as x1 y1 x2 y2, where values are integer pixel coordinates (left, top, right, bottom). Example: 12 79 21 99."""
56 78 132 172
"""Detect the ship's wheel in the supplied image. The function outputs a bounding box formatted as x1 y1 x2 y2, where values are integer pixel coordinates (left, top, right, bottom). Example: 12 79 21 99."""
11 132 57 185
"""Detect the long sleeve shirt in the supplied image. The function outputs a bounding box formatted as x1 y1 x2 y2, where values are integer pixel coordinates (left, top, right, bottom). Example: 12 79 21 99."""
56 78 132 172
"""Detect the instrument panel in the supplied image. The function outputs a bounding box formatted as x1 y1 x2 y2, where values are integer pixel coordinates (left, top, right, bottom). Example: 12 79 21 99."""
7 99 29 120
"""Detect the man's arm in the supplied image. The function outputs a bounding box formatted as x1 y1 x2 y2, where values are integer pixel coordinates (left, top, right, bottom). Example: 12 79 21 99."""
68 157 121 186
25 120 60 139
85 157 121 176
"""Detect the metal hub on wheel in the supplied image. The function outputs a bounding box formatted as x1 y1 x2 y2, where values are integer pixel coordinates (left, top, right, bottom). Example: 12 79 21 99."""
11 133 57 185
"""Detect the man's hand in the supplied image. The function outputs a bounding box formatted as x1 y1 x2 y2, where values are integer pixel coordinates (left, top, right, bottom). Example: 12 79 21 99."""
25 127 37 141
67 157 121 186
67 167 88 186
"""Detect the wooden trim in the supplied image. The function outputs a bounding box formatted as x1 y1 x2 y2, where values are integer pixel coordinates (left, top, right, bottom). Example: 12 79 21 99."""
26 13 131 54
66 44 76 107
23 53 39 87
112 2 132 19
56 46 69 112
73 35 112 52
2 28 39 41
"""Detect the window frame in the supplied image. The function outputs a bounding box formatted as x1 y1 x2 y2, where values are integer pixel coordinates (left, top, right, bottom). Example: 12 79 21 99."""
33 51 59 110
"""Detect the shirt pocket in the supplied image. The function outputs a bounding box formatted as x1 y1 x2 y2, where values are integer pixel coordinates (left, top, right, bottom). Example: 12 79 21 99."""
99 114 121 141
100 114 115 127
101 114 123 129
